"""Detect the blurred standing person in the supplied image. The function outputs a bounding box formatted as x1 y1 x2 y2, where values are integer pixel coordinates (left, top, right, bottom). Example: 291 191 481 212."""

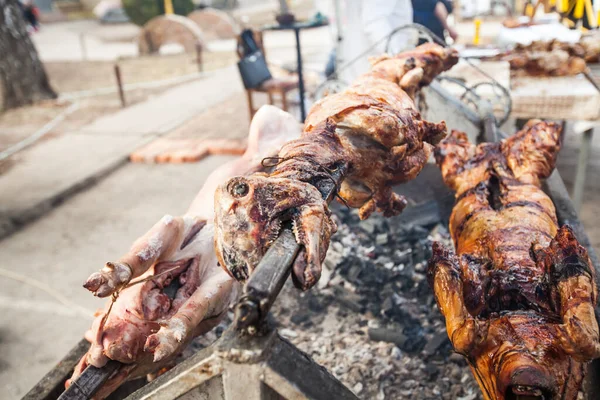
412 0 458 44
21 0 40 32
319 0 415 84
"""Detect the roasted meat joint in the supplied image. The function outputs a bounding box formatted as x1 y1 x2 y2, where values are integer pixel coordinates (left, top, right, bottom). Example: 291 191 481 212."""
493 37 600 77
66 106 302 399
429 121 600 399
214 43 459 290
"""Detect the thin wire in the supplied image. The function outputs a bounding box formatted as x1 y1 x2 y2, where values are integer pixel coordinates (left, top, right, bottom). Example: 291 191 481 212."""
321 23 513 127
584 70 600 94
0 267 94 319
0 102 80 162
97 264 184 329
333 24 440 79
313 24 439 99
261 155 350 208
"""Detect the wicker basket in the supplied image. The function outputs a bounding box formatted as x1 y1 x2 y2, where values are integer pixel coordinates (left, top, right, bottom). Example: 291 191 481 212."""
511 75 600 121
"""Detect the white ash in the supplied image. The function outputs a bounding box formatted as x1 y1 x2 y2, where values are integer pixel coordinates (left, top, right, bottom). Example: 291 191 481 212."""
182 204 482 400
271 205 482 400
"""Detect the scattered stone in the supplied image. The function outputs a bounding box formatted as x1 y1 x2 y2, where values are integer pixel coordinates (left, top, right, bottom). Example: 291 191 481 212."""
368 327 407 348
359 218 377 234
267 205 482 400
423 332 450 357
290 313 310 325
279 328 298 339
457 391 478 400
376 233 388 245
353 382 364 394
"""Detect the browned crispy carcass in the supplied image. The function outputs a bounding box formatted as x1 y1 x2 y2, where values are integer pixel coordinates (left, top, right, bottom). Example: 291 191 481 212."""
581 34 600 63
493 39 598 76
213 43 458 290
429 121 600 400
516 38 600 63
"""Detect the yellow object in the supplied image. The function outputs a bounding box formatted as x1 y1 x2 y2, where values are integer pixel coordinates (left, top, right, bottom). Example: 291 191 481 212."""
574 0 584 19
556 0 563 12
515 0 524 13
598 10 600 27
473 18 481 46
525 3 535 17
585 0 597 28
564 17 575 27
164 0 174 15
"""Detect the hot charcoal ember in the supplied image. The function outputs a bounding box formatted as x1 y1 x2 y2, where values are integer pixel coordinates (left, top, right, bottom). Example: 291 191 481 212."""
271 205 482 400
69 106 301 399
430 121 600 400
214 43 459 291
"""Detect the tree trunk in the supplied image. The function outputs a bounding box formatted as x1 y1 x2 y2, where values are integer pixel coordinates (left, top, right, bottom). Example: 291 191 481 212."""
0 0 57 111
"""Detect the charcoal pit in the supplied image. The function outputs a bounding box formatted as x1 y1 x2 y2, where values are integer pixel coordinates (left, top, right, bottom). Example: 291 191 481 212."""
269 204 481 400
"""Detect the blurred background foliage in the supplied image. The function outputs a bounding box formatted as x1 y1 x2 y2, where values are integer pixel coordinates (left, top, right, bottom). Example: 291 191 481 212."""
122 0 195 26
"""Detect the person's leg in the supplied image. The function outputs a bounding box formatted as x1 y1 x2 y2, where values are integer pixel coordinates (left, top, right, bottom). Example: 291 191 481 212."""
325 48 336 78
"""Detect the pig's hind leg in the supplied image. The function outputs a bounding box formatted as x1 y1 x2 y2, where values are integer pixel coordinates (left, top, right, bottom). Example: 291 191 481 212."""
427 242 487 355
84 216 206 297
144 267 236 362
542 226 600 361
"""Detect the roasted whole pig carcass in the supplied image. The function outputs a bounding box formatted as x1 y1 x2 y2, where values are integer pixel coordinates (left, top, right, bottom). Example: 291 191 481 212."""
513 38 600 64
67 105 301 399
502 50 587 77
580 34 600 63
492 39 599 76
214 43 459 290
429 121 600 400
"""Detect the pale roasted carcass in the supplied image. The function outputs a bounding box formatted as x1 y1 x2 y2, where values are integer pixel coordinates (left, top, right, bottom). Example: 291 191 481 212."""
67 106 301 399
429 121 600 400
213 43 459 290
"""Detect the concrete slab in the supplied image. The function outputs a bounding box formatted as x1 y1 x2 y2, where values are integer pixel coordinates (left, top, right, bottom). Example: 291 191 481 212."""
0 133 151 239
0 156 235 399
78 67 244 136
0 66 249 240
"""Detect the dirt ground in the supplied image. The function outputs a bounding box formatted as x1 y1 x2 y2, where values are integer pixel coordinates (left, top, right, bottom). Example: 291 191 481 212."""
0 51 238 176
45 52 236 93
0 83 192 175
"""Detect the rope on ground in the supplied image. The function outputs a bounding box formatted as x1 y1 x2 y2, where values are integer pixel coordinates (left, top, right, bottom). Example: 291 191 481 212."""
0 267 94 319
0 102 80 162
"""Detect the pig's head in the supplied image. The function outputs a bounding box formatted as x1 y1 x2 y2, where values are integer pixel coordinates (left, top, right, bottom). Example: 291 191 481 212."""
213 174 288 281
468 313 585 400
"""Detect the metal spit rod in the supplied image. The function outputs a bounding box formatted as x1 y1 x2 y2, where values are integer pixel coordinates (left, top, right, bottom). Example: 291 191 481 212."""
233 162 349 332
57 361 120 400
58 162 348 399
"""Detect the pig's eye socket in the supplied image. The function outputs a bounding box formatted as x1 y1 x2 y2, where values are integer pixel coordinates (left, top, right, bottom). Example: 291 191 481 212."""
230 182 249 198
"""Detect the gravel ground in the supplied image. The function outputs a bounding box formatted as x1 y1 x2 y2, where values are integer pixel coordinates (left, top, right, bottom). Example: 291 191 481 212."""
270 206 482 400
182 198 482 400
44 52 236 93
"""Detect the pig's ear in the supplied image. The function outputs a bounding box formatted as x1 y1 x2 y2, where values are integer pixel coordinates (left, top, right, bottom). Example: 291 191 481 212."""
245 105 302 161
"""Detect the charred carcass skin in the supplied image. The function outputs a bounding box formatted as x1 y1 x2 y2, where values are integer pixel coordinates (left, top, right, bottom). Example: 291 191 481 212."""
214 43 458 290
68 106 302 399
429 121 600 400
